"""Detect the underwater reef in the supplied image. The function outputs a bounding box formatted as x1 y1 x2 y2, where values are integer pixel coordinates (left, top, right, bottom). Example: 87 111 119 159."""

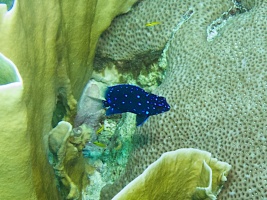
97 0 267 199
0 0 266 200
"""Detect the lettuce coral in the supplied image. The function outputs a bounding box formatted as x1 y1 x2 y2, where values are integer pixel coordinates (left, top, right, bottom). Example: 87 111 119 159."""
0 53 33 199
0 0 138 199
113 148 231 200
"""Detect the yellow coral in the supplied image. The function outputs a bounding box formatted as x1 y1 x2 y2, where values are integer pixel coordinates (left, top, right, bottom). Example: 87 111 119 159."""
0 53 35 199
113 149 231 200
0 0 139 199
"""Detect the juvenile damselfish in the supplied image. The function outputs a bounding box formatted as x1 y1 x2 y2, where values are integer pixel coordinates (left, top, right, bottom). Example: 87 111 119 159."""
103 84 170 126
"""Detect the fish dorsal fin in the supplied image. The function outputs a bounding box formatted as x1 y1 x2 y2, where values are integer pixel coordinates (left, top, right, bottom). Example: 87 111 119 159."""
136 115 149 126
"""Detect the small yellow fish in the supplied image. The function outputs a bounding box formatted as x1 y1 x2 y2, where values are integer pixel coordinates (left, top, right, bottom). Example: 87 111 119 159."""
93 141 107 148
145 21 161 27
96 124 104 134
114 140 122 151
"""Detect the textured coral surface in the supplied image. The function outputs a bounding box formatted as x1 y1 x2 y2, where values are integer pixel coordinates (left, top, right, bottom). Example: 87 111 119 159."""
0 0 138 199
113 148 231 200
98 0 267 199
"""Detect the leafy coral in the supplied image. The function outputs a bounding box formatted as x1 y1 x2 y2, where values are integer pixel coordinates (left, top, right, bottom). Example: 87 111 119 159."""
0 0 139 199
113 149 231 200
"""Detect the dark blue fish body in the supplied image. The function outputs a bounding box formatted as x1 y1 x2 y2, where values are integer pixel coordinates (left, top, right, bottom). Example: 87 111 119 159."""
103 84 170 126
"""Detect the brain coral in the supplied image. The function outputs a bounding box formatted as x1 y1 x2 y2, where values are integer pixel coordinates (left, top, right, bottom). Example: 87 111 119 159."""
98 0 267 199
96 0 200 61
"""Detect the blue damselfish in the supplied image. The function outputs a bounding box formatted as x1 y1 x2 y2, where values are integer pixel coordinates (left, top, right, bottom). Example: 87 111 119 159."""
103 84 170 126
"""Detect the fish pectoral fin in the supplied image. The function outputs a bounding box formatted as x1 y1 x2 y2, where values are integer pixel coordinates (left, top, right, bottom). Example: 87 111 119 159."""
106 107 123 116
136 115 149 126
89 95 106 101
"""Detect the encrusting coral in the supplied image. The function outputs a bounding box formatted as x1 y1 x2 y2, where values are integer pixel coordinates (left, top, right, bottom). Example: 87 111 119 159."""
0 0 139 199
97 0 267 199
113 148 231 200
